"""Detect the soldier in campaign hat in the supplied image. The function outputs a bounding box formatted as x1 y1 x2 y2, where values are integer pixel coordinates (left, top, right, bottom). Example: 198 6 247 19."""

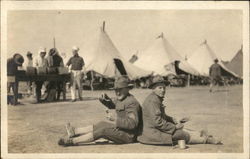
7 53 24 105
138 75 222 146
58 76 143 146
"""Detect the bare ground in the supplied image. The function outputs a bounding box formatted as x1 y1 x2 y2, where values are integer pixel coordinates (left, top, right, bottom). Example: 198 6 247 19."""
8 84 243 153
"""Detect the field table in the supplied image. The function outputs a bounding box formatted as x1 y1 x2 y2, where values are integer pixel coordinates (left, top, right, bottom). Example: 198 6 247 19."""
16 73 71 100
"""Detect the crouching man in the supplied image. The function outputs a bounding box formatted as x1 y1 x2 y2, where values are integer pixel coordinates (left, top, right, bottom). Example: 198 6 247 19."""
137 75 222 146
58 76 142 146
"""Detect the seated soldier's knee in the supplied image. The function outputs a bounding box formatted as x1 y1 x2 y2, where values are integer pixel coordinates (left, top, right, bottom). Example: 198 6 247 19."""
172 129 190 143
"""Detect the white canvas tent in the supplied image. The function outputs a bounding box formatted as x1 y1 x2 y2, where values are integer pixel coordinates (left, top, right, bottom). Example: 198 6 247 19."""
187 40 239 77
85 22 152 79
133 33 200 76
224 46 243 77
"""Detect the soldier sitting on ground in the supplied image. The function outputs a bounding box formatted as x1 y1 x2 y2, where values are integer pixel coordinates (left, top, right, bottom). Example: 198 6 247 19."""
138 75 222 146
58 76 143 146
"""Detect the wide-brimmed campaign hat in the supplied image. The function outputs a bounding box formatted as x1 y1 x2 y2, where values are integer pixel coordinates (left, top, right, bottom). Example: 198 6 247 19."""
111 76 133 90
38 47 46 54
72 46 80 51
13 53 24 65
149 75 168 89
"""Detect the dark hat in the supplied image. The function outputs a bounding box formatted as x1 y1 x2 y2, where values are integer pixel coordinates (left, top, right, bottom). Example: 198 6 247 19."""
111 76 133 90
27 51 32 56
149 75 168 89
49 48 58 56
13 53 24 65
214 58 219 63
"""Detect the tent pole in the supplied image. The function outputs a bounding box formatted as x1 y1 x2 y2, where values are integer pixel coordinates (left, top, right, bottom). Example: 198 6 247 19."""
187 74 190 87
90 71 94 91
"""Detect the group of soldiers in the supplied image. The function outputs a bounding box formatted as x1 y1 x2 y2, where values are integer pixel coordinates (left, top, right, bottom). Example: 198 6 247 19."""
58 75 222 147
7 47 224 148
7 46 85 105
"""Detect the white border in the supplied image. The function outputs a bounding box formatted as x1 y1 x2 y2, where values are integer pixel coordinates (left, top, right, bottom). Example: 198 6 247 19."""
1 1 249 159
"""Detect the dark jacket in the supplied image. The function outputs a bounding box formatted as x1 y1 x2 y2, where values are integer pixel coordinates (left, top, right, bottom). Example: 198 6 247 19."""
209 63 221 78
7 58 19 76
137 92 176 145
66 55 84 70
102 94 143 140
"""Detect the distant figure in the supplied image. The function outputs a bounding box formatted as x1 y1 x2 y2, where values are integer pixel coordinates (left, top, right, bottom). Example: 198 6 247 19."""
209 59 221 92
66 46 85 102
46 48 65 101
24 51 34 95
7 53 24 105
34 47 48 103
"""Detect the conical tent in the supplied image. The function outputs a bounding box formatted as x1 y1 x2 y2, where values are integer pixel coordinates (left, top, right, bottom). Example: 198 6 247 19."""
187 40 239 77
133 33 199 76
225 47 243 77
85 24 152 79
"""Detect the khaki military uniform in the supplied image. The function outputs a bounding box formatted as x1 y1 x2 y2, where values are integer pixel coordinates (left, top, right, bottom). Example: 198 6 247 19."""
93 94 142 144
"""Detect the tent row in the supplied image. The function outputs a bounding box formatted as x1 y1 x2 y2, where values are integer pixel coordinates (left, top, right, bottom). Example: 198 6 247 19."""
82 22 242 80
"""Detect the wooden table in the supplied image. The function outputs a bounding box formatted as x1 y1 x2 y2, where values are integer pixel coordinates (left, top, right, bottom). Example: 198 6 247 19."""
16 73 71 100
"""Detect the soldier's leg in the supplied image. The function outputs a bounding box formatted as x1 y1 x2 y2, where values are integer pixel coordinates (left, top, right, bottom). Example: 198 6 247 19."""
13 81 19 105
70 72 76 101
172 129 190 144
35 81 43 102
184 128 221 144
76 72 83 100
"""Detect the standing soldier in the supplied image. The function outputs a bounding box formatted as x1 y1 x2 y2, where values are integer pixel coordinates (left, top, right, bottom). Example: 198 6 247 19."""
66 46 84 102
34 47 48 103
58 76 143 146
209 59 221 92
7 53 24 105
23 51 34 96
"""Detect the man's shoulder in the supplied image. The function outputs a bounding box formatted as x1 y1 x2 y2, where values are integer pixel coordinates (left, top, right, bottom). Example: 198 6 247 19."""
124 94 140 107
145 93 159 102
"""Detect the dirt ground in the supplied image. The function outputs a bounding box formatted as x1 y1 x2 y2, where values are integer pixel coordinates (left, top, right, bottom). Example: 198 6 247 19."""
8 84 243 153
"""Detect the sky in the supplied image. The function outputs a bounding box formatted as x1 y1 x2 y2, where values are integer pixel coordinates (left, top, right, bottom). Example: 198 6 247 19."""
7 10 242 63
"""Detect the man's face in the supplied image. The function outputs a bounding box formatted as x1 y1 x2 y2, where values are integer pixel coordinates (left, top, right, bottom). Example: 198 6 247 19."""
72 50 78 56
115 87 129 100
153 83 166 98
40 52 46 58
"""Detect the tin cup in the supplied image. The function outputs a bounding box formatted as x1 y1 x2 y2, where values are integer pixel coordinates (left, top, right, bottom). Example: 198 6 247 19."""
178 140 186 149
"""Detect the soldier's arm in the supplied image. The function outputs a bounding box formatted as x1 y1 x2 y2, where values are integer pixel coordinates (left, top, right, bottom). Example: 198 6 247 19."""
66 58 71 67
99 94 116 109
150 101 176 134
116 102 139 130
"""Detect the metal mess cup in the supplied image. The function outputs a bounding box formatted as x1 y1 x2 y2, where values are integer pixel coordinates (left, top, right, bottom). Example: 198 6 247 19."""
178 140 186 149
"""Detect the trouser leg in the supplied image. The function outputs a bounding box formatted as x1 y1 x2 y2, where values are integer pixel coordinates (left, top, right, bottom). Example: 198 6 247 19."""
35 81 43 102
76 73 82 99
172 129 190 144
74 125 93 135
13 81 19 105
72 132 94 144
70 77 76 100
183 129 206 144
93 121 134 144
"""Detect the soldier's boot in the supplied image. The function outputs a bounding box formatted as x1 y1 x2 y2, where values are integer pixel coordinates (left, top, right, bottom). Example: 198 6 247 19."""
206 136 222 145
188 133 222 145
65 123 76 138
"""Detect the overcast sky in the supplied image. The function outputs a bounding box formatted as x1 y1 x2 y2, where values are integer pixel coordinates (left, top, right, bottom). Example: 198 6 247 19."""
7 10 242 62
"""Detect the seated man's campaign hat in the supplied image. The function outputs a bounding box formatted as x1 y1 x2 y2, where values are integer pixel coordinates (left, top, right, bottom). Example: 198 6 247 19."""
111 76 134 90
149 75 168 89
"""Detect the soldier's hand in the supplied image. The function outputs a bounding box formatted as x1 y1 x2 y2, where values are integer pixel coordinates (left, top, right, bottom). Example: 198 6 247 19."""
106 110 116 121
172 118 179 125
175 123 184 130
179 117 190 123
